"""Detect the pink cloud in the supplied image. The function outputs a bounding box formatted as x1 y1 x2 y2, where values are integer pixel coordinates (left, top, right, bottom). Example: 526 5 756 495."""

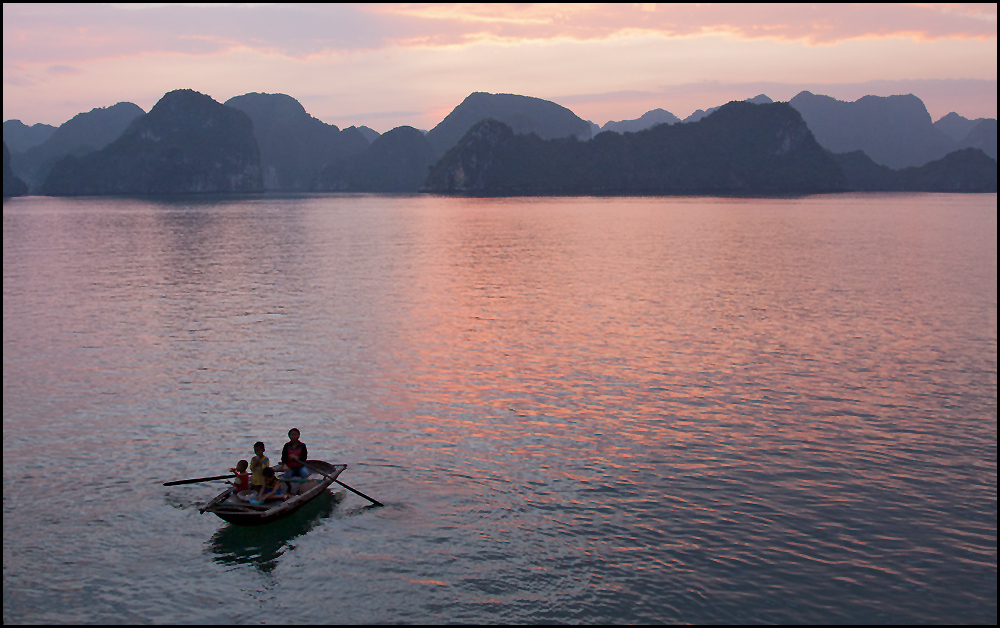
3 3 995 128
4 3 995 69
368 3 998 46
2 4 394 64
46 64 82 76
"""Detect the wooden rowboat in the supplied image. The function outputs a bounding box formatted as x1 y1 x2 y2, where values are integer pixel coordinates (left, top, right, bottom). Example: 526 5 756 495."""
200 460 346 526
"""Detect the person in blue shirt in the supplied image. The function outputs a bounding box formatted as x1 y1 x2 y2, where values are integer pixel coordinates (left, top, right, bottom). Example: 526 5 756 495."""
253 467 286 503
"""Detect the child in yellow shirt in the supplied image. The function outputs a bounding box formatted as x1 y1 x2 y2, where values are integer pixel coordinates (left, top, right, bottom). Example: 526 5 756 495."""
249 441 269 491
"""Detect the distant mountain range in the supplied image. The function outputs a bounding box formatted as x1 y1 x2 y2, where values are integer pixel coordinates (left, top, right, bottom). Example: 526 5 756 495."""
224 92 370 191
5 102 145 190
597 92 997 169
3 87 996 198
425 102 848 194
790 92 955 169
43 90 262 195
600 108 681 134
683 94 775 123
426 92 594 157
315 125 435 192
832 147 996 192
3 120 57 153
3 143 28 198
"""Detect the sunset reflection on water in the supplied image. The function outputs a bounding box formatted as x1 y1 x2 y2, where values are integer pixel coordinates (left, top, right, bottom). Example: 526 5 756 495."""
3 193 995 624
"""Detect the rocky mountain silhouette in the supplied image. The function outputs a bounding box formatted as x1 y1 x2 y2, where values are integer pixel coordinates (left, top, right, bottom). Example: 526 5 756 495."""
10 87 994 198
683 95 774 123
600 108 681 134
788 92 957 169
3 120 57 154
425 92 593 158
425 101 846 194
621 93 996 167
3 143 28 198
355 126 381 143
224 92 370 191
44 89 263 195
897 148 997 191
934 112 987 142
833 147 996 192
315 125 435 192
904 147 997 191
7 102 145 191
954 118 997 160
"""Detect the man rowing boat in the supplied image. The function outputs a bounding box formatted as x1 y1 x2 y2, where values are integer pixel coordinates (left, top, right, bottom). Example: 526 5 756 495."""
280 428 309 493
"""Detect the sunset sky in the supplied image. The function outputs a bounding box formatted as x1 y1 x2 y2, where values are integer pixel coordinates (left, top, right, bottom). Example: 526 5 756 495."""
3 3 997 133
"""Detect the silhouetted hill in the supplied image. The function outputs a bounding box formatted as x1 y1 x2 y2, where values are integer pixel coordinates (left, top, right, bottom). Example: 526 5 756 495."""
3 143 28 198
956 119 997 160
3 120 57 153
789 92 955 169
30 102 145 158
828 151 898 192
425 101 846 194
9 102 145 191
831 148 996 192
224 92 369 190
683 95 773 123
315 126 435 192
425 92 593 157
899 148 997 192
601 108 680 134
933 114 997 159
934 112 984 142
44 89 263 195
356 126 380 143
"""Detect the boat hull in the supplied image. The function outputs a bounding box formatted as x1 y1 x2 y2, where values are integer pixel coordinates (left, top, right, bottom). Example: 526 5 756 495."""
201 461 345 526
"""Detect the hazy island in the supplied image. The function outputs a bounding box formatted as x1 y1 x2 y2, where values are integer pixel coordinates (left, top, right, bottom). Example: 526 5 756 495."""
4 88 997 199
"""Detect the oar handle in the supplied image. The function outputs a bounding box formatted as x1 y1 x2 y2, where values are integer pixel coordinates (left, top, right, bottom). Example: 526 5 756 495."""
163 473 234 486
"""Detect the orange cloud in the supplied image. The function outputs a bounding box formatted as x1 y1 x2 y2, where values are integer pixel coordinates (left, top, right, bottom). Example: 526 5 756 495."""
3 3 995 128
367 3 998 47
4 4 995 71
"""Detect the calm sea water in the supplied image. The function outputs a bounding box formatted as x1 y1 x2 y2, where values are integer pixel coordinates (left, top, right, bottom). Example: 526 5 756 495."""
3 193 996 624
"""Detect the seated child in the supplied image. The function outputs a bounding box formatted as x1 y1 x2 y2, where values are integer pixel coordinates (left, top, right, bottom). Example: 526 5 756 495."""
254 467 287 503
228 460 250 492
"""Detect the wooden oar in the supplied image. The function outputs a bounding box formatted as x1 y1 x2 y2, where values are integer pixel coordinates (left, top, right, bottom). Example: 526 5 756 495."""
163 473 233 486
199 486 236 513
300 461 384 507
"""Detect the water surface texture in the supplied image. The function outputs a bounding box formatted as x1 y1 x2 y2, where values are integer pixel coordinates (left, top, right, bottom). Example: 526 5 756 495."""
3 193 996 624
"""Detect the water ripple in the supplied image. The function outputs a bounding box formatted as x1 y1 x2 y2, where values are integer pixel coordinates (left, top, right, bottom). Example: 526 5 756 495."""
4 193 996 624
